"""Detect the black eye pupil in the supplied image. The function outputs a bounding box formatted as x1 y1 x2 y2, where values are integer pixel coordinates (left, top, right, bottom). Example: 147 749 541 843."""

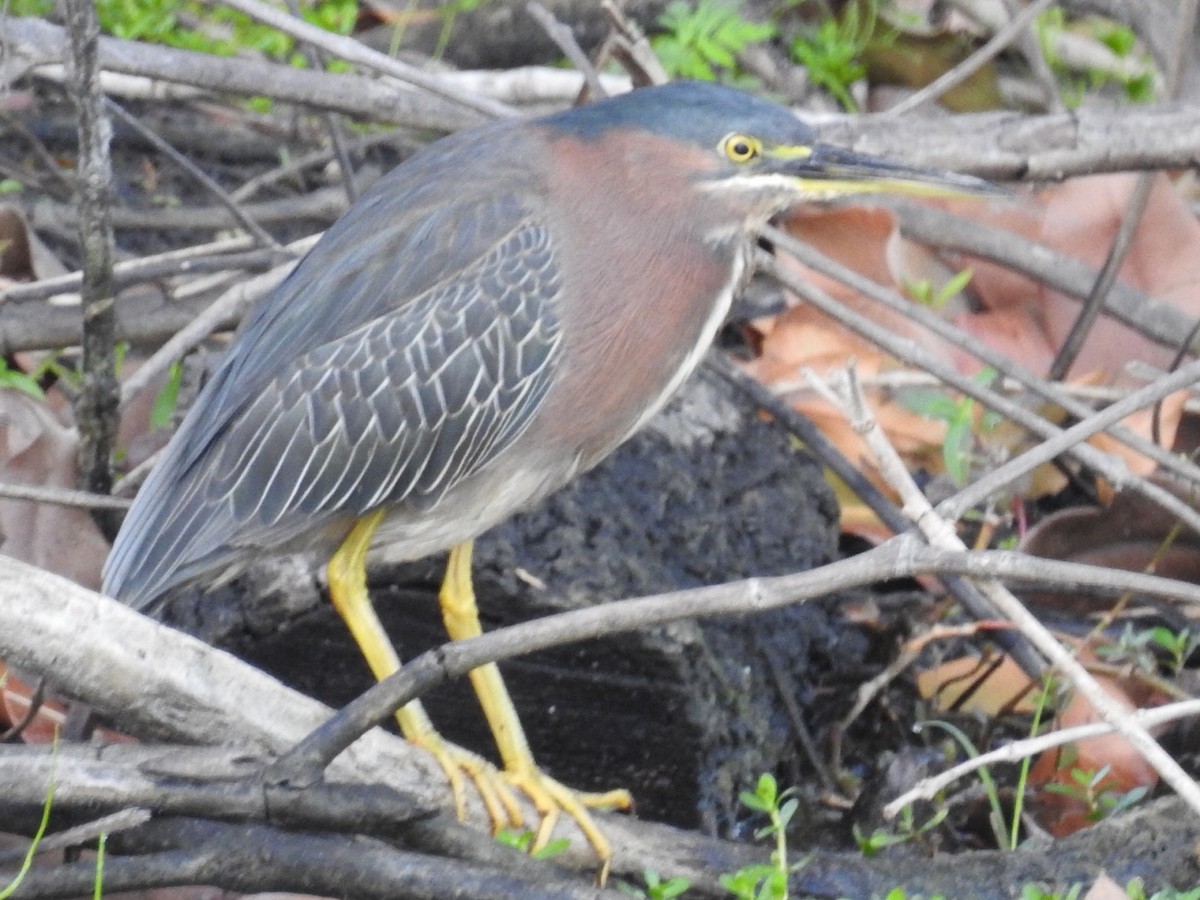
733 141 750 156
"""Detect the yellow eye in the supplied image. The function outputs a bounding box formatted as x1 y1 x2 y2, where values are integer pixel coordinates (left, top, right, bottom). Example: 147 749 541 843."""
721 133 761 163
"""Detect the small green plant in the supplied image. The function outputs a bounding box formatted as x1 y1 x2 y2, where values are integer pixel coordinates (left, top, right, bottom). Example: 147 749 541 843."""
93 832 107 900
1097 624 1199 676
493 827 569 860
0 742 56 900
903 268 973 311
1010 677 1056 849
1035 8 1156 106
150 360 185 431
790 1 880 111
914 719 1008 848
852 802 948 858
653 0 776 82
617 869 691 899
1041 762 1149 823
1125 878 1200 900
898 367 1000 487
0 179 23 195
718 773 802 900
9 0 357 63
881 889 947 900
1019 883 1083 900
1145 625 1198 675
0 358 45 401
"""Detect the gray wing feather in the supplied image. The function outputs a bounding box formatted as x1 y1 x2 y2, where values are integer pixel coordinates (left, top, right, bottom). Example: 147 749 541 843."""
104 215 562 609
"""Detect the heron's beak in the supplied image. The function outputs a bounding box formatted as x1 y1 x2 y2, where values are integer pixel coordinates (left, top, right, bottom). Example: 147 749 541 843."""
771 143 1000 201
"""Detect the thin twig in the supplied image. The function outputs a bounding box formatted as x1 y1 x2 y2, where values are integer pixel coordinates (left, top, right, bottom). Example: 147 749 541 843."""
526 2 608 100
763 216 1200 490
938 356 1200 521
118 235 318 409
282 0 358 205
756 248 1200 539
1049 173 1155 381
812 363 1200 821
104 99 284 250
0 236 258 303
0 481 130 510
63 0 120 519
267 537 1200 786
886 697 1200 815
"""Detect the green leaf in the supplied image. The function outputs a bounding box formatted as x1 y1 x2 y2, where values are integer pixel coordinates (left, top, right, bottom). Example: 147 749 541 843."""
531 837 570 859
150 361 184 431
0 359 45 401
653 0 774 81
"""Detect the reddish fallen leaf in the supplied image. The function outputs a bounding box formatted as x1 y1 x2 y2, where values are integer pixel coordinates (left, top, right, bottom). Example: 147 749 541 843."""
1020 489 1200 617
0 661 67 744
1027 646 1164 838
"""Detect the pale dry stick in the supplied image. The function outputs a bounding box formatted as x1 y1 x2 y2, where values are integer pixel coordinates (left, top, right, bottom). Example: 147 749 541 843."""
209 0 515 120
168 269 251 303
938 355 1200 522
886 697 1200 815
0 481 130 510
758 250 1200 537
812 364 1200 820
0 236 258 304
882 0 1057 117
117 235 319 409
229 130 415 204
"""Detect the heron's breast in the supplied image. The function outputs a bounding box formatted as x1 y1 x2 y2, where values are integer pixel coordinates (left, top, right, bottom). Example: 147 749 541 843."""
536 129 749 465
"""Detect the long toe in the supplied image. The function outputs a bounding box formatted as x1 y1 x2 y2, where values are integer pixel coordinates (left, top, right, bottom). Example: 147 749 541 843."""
409 733 524 829
503 765 631 884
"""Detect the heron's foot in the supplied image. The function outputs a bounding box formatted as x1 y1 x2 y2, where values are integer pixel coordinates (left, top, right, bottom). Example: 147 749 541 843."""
503 764 633 884
409 732 525 829
413 731 631 883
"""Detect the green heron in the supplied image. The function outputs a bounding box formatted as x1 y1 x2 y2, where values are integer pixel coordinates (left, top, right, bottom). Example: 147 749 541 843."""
104 81 989 871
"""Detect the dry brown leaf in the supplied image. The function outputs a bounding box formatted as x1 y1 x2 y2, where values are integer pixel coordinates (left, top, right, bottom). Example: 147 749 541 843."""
916 653 1038 716
0 391 109 590
0 203 68 287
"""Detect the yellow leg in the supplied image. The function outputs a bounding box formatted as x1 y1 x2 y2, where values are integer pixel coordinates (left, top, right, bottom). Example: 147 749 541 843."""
440 541 633 880
326 510 521 828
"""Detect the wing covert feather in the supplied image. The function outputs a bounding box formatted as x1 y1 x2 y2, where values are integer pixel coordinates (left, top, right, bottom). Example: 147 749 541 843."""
104 209 563 608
